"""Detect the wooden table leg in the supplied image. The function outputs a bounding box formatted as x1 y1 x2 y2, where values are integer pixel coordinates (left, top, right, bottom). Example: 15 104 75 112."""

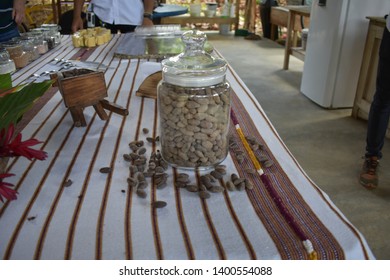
292 31 298 47
271 24 276 41
283 11 295 70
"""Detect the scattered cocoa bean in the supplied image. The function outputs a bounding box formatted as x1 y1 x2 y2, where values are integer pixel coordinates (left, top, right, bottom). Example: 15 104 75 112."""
99 167 111 174
153 200 167 208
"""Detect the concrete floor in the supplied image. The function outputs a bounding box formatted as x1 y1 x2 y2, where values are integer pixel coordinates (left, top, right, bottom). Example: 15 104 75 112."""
206 32 390 260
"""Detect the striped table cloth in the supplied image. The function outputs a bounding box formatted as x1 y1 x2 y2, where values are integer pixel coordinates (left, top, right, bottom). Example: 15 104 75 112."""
1 35 374 260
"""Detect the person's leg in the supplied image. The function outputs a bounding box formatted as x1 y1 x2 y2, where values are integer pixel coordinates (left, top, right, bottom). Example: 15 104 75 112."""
360 26 390 189
365 27 390 159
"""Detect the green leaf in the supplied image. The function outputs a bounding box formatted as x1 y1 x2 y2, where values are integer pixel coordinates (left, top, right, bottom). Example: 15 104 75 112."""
0 73 12 90
0 80 52 131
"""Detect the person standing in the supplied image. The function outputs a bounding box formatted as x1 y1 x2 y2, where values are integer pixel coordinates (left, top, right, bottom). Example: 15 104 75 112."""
360 12 390 189
0 0 25 43
259 0 278 39
71 0 155 34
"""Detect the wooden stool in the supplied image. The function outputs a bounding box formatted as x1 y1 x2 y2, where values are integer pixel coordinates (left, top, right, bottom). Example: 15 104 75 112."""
51 69 128 127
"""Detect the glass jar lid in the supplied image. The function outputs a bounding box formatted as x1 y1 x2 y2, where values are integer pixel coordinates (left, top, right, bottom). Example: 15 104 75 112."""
41 24 61 32
2 41 23 57
13 36 34 50
161 30 227 87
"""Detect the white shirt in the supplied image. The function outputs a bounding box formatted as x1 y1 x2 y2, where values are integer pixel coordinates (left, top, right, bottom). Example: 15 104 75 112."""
90 0 144 25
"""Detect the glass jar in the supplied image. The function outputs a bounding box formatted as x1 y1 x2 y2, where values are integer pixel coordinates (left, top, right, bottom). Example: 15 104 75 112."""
0 47 16 74
3 40 23 57
157 30 231 170
24 31 48 54
2 41 29 69
41 24 61 47
13 37 40 62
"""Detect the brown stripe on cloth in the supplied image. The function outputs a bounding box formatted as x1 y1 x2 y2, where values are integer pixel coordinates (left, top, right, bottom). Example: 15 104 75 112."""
0 99 63 218
14 87 59 135
71 47 95 61
63 118 104 259
220 178 257 260
172 168 196 260
124 62 155 259
125 181 134 260
228 89 346 259
148 100 166 260
227 64 371 259
216 48 372 259
95 58 139 260
229 110 313 259
195 170 226 260
33 107 101 259
3 110 75 260
95 37 124 90
89 35 123 65
228 134 306 259
271 172 344 257
123 61 151 260
65 56 131 260
3 39 123 258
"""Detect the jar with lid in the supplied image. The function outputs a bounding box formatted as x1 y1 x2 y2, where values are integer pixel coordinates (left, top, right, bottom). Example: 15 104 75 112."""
2 41 29 69
41 24 61 47
23 31 48 54
0 47 16 74
157 30 231 170
13 36 40 62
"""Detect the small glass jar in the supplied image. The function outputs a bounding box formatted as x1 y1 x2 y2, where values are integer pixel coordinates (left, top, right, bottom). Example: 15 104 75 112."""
41 24 61 46
2 41 29 69
157 30 231 170
0 47 16 74
3 40 23 57
13 37 40 62
24 31 49 54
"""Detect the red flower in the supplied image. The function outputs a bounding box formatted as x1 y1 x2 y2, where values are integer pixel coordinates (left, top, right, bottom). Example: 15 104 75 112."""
0 123 47 161
0 173 18 202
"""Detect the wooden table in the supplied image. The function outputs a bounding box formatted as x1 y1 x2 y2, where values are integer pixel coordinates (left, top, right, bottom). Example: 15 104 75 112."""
270 5 310 42
161 0 240 31
283 5 311 70
1 35 374 260
161 14 237 28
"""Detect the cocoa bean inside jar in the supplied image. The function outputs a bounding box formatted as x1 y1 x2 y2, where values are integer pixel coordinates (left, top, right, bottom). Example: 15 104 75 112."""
157 30 231 170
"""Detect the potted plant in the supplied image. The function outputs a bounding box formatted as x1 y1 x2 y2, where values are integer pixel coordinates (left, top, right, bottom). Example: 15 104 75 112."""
0 73 52 202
